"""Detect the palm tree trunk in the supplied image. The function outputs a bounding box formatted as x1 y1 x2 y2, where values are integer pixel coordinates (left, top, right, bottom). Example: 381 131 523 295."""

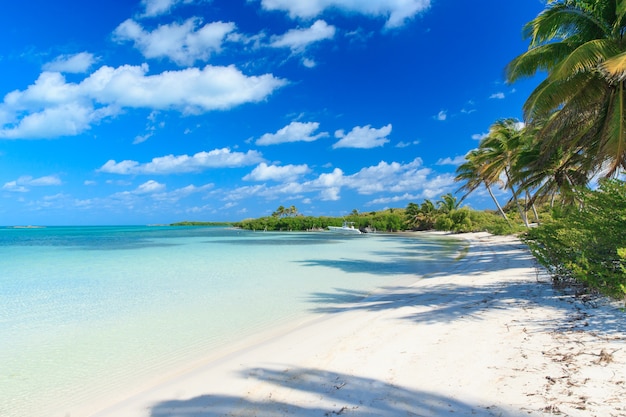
525 190 540 224
505 169 529 227
485 183 511 226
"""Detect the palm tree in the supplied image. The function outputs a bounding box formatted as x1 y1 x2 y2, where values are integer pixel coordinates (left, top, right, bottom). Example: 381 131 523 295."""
514 131 589 208
479 119 530 226
272 205 286 218
404 202 421 229
417 199 438 230
506 0 626 177
455 148 511 225
436 193 460 214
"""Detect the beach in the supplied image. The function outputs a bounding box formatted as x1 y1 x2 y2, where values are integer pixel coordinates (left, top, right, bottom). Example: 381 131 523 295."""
85 232 626 417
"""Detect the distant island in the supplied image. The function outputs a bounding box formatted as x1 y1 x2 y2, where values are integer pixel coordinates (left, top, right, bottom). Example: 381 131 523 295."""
170 221 235 227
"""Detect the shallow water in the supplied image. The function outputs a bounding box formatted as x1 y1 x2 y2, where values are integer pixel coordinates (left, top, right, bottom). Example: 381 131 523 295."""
0 226 461 417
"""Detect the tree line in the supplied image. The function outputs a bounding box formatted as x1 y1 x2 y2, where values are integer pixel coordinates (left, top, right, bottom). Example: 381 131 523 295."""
454 1 626 299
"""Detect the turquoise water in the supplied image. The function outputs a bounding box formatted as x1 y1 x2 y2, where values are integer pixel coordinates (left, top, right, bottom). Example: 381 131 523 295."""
0 226 462 417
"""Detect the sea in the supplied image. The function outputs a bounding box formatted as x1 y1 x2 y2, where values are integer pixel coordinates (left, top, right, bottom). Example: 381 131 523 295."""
0 226 463 417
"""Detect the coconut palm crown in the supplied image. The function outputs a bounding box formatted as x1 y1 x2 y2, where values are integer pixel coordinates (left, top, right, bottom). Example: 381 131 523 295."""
506 0 626 177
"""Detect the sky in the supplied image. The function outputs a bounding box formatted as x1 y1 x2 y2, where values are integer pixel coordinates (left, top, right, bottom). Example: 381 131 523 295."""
0 0 548 225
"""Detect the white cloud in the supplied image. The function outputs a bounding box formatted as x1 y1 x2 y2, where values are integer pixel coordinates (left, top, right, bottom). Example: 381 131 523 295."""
135 180 166 194
140 0 195 17
2 175 62 192
2 181 28 192
43 52 96 73
489 92 505 99
367 192 421 205
258 0 431 28
471 132 488 141
420 173 457 199
333 124 391 149
270 20 336 52
256 121 329 145
436 155 466 166
435 110 447 121
153 183 213 202
0 102 114 139
0 64 286 139
219 157 456 206
113 18 236 66
243 162 311 181
98 148 264 175
302 58 316 68
395 140 419 148
343 159 426 194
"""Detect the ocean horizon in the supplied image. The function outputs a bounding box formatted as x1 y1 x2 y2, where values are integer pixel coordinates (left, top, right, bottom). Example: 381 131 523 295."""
0 226 463 417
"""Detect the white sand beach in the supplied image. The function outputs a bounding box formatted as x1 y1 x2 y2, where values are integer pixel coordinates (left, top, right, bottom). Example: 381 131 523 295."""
86 232 626 417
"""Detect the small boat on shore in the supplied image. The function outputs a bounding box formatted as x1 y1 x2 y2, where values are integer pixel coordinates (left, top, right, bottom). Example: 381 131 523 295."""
328 221 362 234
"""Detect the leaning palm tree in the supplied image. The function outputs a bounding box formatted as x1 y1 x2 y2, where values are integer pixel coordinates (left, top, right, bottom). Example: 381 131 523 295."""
506 0 626 177
480 119 530 226
514 131 590 207
455 148 511 225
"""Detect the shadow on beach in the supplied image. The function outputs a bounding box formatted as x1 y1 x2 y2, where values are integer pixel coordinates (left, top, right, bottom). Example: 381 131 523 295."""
144 234 625 417
149 367 528 417
305 234 625 337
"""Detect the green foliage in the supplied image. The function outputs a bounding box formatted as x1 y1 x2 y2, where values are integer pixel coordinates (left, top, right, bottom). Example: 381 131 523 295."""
170 221 233 226
469 211 522 235
523 179 626 299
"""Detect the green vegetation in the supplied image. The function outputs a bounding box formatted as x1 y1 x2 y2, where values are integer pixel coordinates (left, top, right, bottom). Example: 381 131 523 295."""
523 180 626 299
233 194 521 235
452 1 626 300
170 221 234 226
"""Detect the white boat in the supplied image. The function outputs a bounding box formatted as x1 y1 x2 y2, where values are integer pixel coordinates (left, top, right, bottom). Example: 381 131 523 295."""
328 221 362 234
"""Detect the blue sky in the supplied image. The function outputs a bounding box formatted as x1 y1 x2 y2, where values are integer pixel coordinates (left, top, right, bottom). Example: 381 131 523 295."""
0 0 547 225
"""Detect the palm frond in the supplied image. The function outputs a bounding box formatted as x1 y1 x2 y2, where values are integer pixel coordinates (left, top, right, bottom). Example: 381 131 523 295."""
552 38 619 80
600 50 626 82
524 2 607 46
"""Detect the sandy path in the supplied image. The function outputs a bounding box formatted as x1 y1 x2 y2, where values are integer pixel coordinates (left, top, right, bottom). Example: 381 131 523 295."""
87 232 626 417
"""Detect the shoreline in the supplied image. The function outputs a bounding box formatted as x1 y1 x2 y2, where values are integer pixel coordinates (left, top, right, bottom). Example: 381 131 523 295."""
86 232 625 417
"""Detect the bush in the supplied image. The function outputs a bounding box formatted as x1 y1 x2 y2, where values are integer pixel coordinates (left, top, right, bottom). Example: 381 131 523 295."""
523 179 626 299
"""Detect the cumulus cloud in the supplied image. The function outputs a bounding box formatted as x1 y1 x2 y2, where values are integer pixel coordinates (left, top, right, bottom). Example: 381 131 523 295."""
257 0 431 28
436 155 466 166
302 58 316 68
2 175 62 192
0 64 286 139
270 20 336 52
140 0 194 17
489 92 505 99
367 192 421 205
471 132 488 141
333 124 391 149
98 148 264 175
152 183 213 202
43 52 97 73
113 18 236 66
135 180 166 194
243 162 311 181
256 121 329 145
220 157 455 206
435 110 447 121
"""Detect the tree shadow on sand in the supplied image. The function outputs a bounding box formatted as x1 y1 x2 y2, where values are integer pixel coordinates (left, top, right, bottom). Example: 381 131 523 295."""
305 236 626 337
150 367 529 417
298 236 535 278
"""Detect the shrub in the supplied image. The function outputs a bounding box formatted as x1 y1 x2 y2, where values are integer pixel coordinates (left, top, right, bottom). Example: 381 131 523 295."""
523 179 626 299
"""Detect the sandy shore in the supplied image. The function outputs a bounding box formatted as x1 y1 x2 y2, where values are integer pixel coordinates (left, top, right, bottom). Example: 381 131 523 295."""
87 232 626 417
